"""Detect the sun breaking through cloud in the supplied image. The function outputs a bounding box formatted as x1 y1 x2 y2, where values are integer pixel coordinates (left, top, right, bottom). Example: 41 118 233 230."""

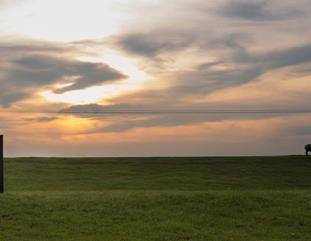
1 0 311 156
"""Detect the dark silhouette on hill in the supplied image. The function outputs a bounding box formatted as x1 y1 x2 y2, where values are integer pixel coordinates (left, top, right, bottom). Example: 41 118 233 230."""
305 144 311 156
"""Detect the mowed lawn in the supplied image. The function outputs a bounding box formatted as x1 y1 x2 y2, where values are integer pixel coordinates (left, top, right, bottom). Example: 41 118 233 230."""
1 156 311 241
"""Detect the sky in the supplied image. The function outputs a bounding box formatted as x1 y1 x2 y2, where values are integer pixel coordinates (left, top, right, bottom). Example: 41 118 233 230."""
0 0 311 156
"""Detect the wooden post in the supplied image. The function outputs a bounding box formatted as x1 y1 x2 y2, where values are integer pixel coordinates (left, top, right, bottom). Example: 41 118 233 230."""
0 135 3 193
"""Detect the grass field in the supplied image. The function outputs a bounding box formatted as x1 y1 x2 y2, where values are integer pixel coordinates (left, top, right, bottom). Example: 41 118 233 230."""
1 156 311 240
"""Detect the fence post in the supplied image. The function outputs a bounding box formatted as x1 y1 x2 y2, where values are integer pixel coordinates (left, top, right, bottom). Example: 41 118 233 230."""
0 135 3 193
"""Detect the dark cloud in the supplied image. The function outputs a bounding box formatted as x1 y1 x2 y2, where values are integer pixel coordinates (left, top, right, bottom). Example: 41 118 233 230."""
257 44 311 69
0 44 126 107
0 43 67 69
175 66 262 94
61 104 110 113
170 43 311 96
220 0 301 21
113 0 306 58
118 31 194 57
24 56 127 94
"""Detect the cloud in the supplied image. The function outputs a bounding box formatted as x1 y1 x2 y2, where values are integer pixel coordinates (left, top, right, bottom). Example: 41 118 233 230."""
60 103 110 113
58 39 311 133
1 0 310 156
175 66 262 94
257 44 311 69
61 36 311 132
60 98 311 133
0 42 65 60
118 31 194 57
0 41 126 107
60 103 235 133
169 43 311 97
220 0 302 21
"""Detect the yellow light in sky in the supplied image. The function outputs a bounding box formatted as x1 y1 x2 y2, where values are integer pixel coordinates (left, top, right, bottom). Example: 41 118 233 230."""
101 54 147 82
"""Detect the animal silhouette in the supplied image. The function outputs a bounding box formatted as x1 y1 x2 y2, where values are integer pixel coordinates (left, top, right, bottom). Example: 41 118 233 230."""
305 144 311 156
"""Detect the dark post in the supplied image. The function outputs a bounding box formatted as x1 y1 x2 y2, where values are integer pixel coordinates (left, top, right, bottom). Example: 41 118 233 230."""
0 135 3 193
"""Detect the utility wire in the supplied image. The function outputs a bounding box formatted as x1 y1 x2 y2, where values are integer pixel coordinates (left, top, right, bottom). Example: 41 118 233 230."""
1 109 311 115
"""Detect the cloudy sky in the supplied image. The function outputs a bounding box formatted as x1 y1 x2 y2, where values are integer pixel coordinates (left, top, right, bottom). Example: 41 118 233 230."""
1 0 311 156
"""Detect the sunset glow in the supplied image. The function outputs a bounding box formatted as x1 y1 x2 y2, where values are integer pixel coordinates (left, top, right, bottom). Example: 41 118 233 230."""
1 0 311 156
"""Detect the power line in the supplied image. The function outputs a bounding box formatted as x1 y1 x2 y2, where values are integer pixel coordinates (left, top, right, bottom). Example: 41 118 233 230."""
1 109 311 115
61 110 311 115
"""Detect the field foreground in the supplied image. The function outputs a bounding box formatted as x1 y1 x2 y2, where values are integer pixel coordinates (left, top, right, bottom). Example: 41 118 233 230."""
1 156 311 240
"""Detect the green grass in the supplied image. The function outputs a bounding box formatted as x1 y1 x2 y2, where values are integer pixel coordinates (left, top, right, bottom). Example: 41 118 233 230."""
1 156 311 240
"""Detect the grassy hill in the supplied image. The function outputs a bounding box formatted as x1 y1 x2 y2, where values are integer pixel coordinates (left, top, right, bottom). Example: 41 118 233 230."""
1 156 311 240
